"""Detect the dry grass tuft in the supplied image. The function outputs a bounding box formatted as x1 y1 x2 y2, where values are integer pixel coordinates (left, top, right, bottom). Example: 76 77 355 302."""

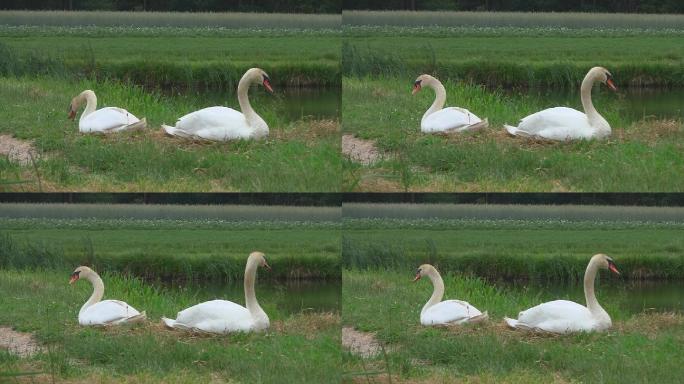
274 312 340 338
613 119 684 144
272 119 340 142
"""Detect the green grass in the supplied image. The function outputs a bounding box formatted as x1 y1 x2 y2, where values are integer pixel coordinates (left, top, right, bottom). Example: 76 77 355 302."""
343 269 684 383
342 36 684 87
0 269 340 383
0 28 340 88
0 216 340 281
342 217 684 280
343 11 684 29
342 77 684 191
0 77 340 191
0 10 341 29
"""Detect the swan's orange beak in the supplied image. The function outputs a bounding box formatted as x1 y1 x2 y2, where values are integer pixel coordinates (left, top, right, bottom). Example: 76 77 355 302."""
606 78 617 92
413 273 421 282
68 107 76 120
69 273 79 284
412 82 422 95
263 79 274 93
608 262 620 275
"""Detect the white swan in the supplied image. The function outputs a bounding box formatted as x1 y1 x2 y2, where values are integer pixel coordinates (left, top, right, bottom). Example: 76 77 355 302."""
504 254 620 334
69 266 146 326
412 74 488 133
504 67 617 140
68 90 146 133
162 68 273 141
414 264 488 326
162 251 270 333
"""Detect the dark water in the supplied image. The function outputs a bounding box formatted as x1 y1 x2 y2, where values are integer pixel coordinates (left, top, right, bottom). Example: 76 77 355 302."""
160 280 341 316
515 88 684 123
163 87 340 123
495 280 683 315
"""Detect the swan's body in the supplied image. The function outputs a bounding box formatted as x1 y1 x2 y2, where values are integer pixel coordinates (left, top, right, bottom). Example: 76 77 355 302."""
413 74 488 133
504 254 620 334
162 252 270 333
162 68 273 141
69 266 146 326
414 264 488 326
504 67 617 141
69 90 146 133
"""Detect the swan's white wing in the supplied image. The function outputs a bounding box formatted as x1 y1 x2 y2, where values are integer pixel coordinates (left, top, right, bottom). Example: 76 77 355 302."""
514 300 596 333
79 300 142 325
513 107 596 140
79 107 141 133
170 106 254 141
421 300 484 325
422 108 483 133
170 299 254 333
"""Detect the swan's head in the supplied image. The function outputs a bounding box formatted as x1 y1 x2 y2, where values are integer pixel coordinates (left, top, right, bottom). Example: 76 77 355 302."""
413 264 436 282
412 74 436 95
245 68 274 93
69 266 94 284
249 251 271 271
593 254 620 275
590 67 617 92
68 90 96 120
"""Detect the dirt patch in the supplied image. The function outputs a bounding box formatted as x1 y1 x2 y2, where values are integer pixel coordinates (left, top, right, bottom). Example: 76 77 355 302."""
342 326 381 358
0 135 39 166
342 135 381 165
0 327 43 358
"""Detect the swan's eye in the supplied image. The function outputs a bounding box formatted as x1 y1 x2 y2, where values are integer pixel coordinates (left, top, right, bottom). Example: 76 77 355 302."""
414 80 422 86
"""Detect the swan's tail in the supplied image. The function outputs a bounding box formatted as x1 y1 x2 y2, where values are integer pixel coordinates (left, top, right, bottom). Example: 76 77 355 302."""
162 124 194 139
504 124 520 136
503 317 519 329
468 311 489 324
124 117 147 131
161 317 177 328
467 118 489 131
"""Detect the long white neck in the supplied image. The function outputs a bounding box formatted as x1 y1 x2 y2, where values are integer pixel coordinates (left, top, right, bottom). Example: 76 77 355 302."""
244 258 266 321
579 73 609 135
421 268 445 315
583 259 608 320
79 90 97 121
80 272 104 315
422 79 447 123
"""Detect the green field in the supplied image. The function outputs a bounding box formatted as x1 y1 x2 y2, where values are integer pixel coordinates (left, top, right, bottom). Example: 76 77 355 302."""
0 209 340 382
0 13 341 192
0 269 340 383
343 77 684 191
342 214 684 382
0 77 340 192
342 12 684 192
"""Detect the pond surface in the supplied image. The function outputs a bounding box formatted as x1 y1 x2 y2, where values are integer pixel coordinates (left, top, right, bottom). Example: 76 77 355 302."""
495 280 683 315
162 87 340 123
513 87 684 123
159 280 340 316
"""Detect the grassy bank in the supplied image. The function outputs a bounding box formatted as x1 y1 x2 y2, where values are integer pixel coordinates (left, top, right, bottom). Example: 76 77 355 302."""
0 269 340 383
0 27 340 88
342 77 684 192
342 217 684 280
343 269 683 383
342 35 684 88
0 77 340 191
0 216 340 281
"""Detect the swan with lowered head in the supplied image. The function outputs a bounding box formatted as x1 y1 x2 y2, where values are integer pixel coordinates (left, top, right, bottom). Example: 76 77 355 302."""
504 67 617 140
414 264 488 326
68 90 147 133
504 254 620 334
69 266 146 326
412 74 488 133
162 251 271 333
162 68 273 141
